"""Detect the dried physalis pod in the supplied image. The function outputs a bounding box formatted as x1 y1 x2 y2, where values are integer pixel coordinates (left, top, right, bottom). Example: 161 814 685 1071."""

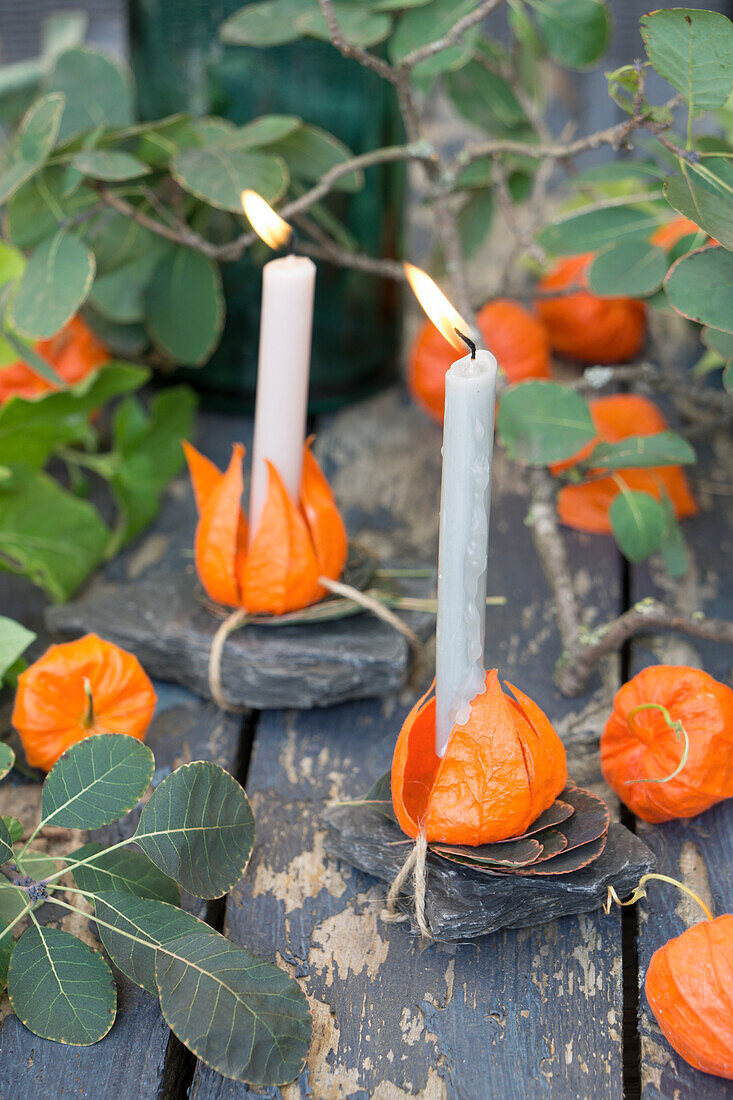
390 671 567 845
184 439 347 615
601 665 733 823
12 633 156 771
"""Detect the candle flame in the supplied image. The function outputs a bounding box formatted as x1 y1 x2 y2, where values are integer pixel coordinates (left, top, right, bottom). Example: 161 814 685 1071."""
241 190 292 250
404 263 470 353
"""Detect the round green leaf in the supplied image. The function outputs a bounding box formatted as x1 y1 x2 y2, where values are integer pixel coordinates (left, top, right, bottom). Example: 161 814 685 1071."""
72 842 180 906
537 205 661 256
266 125 360 190
0 921 13 989
497 381 596 465
588 241 668 298
0 819 13 865
446 63 527 133
41 734 154 830
535 0 610 69
723 362 733 396
9 231 95 340
171 145 288 211
47 47 134 142
144 248 224 366
8 925 116 1045
0 616 34 685
297 5 391 48
664 159 733 251
18 93 66 161
134 761 255 899
389 0 475 66
1 817 23 844
664 245 733 334
590 432 695 470
231 115 302 149
220 0 311 47
609 489 668 562
156 930 311 1086
702 326 733 359
72 150 151 182
641 9 733 112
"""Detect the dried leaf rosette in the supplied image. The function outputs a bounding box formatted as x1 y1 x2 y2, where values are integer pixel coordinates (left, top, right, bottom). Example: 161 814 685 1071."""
184 439 347 615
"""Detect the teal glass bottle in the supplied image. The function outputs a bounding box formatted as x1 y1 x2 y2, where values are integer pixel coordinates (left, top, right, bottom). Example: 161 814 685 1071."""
128 0 403 412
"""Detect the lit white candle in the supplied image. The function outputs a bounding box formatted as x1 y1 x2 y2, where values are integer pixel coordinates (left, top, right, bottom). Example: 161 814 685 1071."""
242 191 316 532
404 264 497 757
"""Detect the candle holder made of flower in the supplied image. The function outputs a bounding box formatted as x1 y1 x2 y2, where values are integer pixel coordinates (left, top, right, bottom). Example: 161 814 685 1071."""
324 671 656 941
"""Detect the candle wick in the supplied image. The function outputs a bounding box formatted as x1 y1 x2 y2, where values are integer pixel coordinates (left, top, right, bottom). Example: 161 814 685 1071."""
287 229 298 256
455 328 476 359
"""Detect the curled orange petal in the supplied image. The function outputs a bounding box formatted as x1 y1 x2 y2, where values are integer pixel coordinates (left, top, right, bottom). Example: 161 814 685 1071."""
183 441 224 516
194 444 246 607
301 440 348 586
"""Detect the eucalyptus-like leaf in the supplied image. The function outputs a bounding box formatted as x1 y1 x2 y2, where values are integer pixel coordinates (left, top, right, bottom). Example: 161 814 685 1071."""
41 734 154 831
72 842 180 905
47 47 134 142
641 8 733 112
17 93 65 161
9 230 95 340
171 144 288 211
537 205 661 256
72 150 151 182
702 326 733 359
0 819 13 865
609 488 668 563
7 925 116 1045
658 501 689 578
144 247 224 366
0 617 34 685
267 124 361 189
134 762 255 898
0 919 13 989
665 245 733 333
220 0 313 48
589 432 695 470
1 817 23 844
534 0 609 69
588 241 668 298
497 381 596 465
664 159 733 251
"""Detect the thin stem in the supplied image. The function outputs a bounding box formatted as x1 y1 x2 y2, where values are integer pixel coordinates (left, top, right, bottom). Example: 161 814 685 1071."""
605 874 713 922
624 702 690 786
400 0 504 70
0 902 33 944
40 835 136 888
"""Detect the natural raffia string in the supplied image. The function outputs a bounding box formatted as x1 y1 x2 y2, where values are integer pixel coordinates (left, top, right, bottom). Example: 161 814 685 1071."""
317 576 422 657
207 608 250 712
383 828 432 939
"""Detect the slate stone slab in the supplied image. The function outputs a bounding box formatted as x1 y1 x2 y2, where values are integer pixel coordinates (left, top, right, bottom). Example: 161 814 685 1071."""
45 569 434 711
324 801 656 941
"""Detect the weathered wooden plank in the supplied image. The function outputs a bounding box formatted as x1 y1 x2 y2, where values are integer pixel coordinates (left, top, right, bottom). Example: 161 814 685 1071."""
631 431 733 1100
191 388 629 1099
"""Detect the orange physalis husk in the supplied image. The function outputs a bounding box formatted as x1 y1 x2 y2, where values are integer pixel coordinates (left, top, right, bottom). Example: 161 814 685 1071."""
12 633 156 772
534 253 646 364
408 299 551 423
650 215 704 251
391 670 567 845
645 915 733 1079
554 394 698 534
600 665 733 823
184 439 348 615
0 316 110 405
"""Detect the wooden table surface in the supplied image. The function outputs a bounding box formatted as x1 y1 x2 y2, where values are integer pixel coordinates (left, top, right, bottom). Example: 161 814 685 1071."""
0 386 730 1100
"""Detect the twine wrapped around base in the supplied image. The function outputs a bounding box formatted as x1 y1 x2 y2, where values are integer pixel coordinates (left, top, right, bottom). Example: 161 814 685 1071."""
383 828 432 939
207 608 250 712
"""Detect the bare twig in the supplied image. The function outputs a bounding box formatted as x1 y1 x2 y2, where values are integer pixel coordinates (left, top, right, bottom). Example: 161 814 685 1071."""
317 0 397 82
527 468 583 653
296 239 407 280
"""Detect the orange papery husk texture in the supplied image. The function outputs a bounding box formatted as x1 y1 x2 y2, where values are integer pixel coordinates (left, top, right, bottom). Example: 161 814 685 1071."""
183 439 348 615
391 670 567 845
534 253 646 364
645 915 733 1080
0 316 110 404
650 215 704 251
12 633 156 772
553 394 698 534
408 299 551 423
600 665 733 823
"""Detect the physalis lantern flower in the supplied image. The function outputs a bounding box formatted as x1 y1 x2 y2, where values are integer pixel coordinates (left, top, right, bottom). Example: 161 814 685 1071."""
391 670 567 845
0 316 110 405
12 633 156 772
184 439 348 615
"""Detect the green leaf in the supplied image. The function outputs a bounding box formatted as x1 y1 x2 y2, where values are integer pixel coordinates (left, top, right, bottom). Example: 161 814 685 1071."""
47 48 134 142
497 381 596 465
72 842 180 905
2 817 23 843
641 8 733 112
297 5 391 48
0 617 34 683
664 159 733 251
72 150 151 182
94 891 213 994
0 746 15 783
702 326 733 358
144 248 224 366
229 115 302 149
109 386 197 547
537 205 661 255
664 245 733 333
9 231 95 340
723 361 733 396
587 241 669 298
609 488 668 562
0 848 58 924
156 930 311 1086
0 920 13 989
172 144 288 211
18 93 66 161
8 925 116 1045
589 431 695 470
658 499 689 577
41 734 154 830
458 190 494 258
0 820 13 865
533 0 609 69
220 0 312 48
0 160 44 207
5 166 98 251
446 62 527 133
390 0 478 79
0 469 109 601
135 762 255 899
134 116 200 170
0 361 148 469
267 125 360 190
